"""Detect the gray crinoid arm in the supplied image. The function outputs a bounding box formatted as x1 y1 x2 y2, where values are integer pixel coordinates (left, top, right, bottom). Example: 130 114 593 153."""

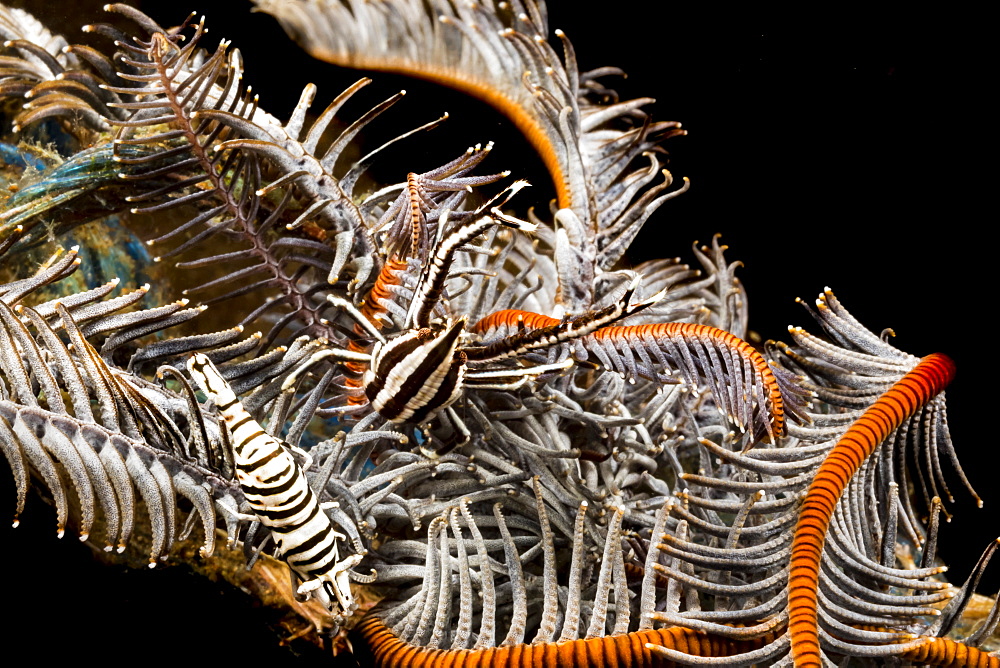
256 0 689 312
2 3 506 355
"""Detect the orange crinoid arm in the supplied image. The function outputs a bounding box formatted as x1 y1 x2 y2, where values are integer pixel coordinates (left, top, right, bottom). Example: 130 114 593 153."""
256 0 577 210
473 310 797 444
900 636 1000 668
305 49 573 211
591 322 789 442
357 615 774 668
788 353 957 667
256 0 689 281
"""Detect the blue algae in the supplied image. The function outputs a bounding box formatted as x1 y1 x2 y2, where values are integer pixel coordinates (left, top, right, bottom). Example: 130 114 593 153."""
0 141 48 172
1 142 172 253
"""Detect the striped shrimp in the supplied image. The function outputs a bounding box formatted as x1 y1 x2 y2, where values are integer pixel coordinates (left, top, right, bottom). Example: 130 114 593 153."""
187 353 364 621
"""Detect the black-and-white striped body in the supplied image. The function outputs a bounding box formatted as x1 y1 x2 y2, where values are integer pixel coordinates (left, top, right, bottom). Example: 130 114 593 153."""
364 318 467 423
187 353 361 618
357 184 537 426
321 181 576 436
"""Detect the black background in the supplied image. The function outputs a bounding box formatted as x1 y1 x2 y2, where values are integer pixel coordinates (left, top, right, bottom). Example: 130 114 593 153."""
0 1 993 665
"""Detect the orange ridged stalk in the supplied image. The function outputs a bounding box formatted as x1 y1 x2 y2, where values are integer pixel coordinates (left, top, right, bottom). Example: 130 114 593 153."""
788 353 956 667
343 257 409 402
899 636 1000 668
357 616 772 667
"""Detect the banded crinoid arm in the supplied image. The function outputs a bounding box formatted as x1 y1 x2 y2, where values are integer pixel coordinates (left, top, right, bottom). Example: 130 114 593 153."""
759 289 986 666
788 353 957 667
899 636 1000 668
588 322 804 445
471 307 805 445
338 256 411 405
357 615 775 668
256 0 689 310
633 289 991 667
777 289 979 523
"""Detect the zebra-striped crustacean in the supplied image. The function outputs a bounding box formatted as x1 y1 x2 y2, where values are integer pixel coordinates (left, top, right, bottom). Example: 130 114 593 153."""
0 1 993 666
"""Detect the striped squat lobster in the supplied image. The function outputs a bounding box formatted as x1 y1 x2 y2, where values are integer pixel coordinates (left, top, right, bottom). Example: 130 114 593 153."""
282 179 799 456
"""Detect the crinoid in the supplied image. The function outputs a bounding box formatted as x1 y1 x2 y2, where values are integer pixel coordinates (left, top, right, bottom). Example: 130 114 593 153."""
0 1 991 667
